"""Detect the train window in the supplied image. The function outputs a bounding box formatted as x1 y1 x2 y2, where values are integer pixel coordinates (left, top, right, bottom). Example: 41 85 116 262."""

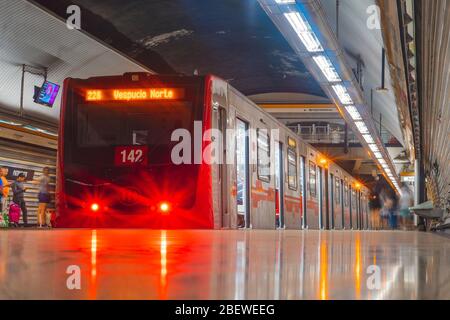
287 148 297 190
335 177 341 204
309 161 317 197
257 129 270 182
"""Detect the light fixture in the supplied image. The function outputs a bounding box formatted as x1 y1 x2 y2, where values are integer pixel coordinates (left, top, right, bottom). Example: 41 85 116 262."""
313 55 341 82
345 105 362 120
332 84 353 105
284 12 324 53
374 152 383 159
275 0 296 3
362 134 374 144
378 159 386 165
160 202 170 212
90 203 99 212
355 121 369 134
368 144 380 153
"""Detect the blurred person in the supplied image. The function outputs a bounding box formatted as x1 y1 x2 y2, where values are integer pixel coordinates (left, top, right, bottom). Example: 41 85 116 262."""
32 167 51 228
387 197 398 230
379 188 398 229
12 173 28 227
0 167 10 215
0 172 3 214
399 183 413 230
379 188 389 229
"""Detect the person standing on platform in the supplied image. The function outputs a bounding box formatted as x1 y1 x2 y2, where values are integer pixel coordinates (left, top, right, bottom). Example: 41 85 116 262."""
399 183 413 230
0 167 10 215
33 167 51 228
0 172 3 214
12 173 28 227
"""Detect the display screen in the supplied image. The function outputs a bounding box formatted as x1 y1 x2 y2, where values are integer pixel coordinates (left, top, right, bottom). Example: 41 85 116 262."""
85 88 185 102
34 81 60 107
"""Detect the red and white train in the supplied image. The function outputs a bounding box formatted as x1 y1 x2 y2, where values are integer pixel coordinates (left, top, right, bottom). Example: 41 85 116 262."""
56 73 371 229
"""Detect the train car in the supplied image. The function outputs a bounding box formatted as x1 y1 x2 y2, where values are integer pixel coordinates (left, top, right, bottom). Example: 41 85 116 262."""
56 73 370 229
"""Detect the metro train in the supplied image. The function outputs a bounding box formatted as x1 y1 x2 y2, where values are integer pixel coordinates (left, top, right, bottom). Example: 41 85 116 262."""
56 73 371 229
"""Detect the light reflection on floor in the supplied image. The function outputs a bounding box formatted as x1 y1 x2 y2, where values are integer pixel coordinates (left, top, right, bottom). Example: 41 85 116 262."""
0 229 449 300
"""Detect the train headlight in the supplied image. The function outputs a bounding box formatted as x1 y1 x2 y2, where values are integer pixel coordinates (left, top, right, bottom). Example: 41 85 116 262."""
159 202 170 214
90 203 100 212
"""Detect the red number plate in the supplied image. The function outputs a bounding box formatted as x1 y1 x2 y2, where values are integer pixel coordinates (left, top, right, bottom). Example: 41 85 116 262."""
114 146 148 166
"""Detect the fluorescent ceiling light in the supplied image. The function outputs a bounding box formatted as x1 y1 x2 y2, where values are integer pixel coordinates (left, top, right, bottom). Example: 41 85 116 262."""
313 55 341 82
368 144 380 153
345 105 362 120
378 159 386 165
374 152 383 159
355 121 369 134
275 0 296 3
332 84 353 105
284 12 323 53
362 134 374 144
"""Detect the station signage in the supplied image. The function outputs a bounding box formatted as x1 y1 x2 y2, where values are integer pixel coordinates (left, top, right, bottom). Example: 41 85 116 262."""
3 166 35 181
85 88 185 102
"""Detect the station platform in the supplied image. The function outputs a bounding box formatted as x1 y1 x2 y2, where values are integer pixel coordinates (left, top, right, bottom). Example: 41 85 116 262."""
0 229 448 300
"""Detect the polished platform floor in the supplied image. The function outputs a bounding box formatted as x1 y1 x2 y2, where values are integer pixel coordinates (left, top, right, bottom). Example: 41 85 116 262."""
0 229 449 300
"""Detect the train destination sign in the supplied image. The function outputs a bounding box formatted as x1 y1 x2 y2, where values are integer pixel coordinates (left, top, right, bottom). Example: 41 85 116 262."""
85 88 185 101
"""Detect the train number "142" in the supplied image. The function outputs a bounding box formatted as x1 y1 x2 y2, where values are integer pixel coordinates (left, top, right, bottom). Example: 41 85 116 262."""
114 146 148 166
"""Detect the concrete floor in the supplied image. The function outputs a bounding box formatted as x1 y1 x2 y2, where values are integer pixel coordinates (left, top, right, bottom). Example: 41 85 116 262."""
0 229 449 300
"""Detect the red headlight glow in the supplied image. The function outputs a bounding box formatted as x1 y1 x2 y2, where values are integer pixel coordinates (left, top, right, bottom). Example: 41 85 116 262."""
160 202 170 213
90 203 100 212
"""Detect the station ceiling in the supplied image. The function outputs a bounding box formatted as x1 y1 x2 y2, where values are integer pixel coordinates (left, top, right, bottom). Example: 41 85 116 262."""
34 0 327 100
34 0 405 145
0 0 148 125
2 0 408 153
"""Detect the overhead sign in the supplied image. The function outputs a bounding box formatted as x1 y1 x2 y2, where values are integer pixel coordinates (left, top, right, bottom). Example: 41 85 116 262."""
85 88 185 102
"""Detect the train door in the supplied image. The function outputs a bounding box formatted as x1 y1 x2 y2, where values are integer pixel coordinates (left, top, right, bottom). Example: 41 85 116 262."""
306 160 319 229
360 194 365 229
300 156 307 228
340 179 345 228
351 187 357 229
275 142 285 228
217 107 228 228
343 180 351 229
318 166 324 229
236 118 250 228
323 169 330 230
333 177 343 230
362 195 368 230
329 173 335 229
358 191 362 229
334 176 343 230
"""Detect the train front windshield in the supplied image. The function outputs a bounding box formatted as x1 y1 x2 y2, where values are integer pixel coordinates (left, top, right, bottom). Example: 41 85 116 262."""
75 101 193 164
63 83 204 215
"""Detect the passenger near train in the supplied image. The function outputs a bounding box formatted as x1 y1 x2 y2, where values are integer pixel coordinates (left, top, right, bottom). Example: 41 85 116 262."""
57 73 370 229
